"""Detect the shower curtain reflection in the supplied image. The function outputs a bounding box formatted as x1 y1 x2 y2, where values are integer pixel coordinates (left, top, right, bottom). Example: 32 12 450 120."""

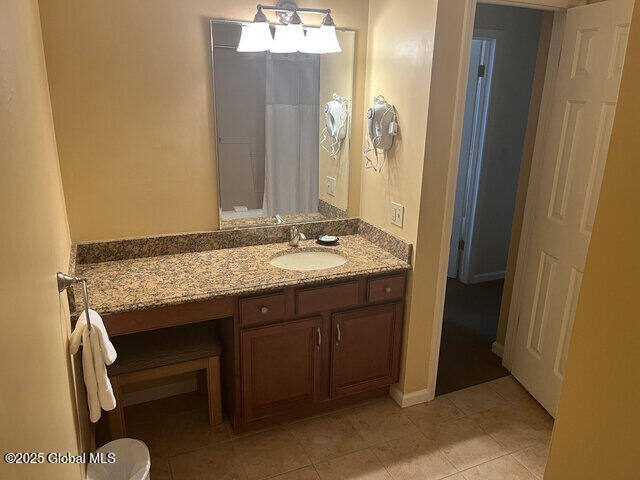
263 53 320 217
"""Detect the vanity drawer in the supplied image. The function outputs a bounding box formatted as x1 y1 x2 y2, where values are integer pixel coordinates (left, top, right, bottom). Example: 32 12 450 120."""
296 281 360 315
240 293 286 327
367 274 405 303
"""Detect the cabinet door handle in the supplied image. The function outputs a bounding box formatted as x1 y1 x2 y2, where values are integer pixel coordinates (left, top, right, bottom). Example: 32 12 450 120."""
260 306 269 315
336 323 341 344
384 286 392 294
316 327 322 347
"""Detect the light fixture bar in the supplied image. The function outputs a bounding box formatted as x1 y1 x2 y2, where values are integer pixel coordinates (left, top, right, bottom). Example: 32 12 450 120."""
257 4 331 16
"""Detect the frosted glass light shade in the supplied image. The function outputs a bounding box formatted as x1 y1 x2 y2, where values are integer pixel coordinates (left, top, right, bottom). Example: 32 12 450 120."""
300 28 324 54
270 23 305 53
319 25 341 53
237 22 273 52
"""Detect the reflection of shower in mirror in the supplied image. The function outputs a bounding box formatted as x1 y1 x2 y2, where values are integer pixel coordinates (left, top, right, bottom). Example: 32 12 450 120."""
320 93 349 160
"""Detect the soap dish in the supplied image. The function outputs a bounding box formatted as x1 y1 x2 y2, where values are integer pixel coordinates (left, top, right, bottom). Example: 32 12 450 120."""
316 235 339 246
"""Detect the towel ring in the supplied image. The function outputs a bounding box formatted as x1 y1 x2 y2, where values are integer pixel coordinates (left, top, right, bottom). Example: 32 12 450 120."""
57 272 92 331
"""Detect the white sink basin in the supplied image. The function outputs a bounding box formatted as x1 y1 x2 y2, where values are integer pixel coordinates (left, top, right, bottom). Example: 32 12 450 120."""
269 250 347 271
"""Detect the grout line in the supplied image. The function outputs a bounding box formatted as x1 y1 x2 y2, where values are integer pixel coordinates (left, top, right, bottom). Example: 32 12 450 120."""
310 463 322 479
512 452 544 480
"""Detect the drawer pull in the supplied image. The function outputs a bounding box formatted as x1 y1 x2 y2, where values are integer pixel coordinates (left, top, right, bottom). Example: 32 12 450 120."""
384 286 392 294
336 323 341 345
260 306 269 315
316 327 322 347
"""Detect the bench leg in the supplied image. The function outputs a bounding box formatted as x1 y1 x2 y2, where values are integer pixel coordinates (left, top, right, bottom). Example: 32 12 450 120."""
108 376 126 439
206 356 223 425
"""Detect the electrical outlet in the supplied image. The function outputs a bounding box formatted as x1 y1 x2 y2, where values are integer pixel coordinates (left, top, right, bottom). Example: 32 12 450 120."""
391 202 404 227
326 176 336 197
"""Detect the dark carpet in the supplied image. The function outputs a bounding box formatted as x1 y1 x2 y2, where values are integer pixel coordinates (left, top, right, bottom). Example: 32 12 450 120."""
436 278 509 396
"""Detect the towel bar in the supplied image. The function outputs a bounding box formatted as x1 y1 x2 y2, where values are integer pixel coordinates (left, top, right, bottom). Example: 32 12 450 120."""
57 272 92 331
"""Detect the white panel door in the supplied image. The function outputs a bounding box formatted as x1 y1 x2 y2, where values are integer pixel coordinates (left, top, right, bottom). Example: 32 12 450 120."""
511 0 633 416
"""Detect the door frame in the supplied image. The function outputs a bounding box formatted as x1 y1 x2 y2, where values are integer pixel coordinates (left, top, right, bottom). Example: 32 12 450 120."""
426 0 572 400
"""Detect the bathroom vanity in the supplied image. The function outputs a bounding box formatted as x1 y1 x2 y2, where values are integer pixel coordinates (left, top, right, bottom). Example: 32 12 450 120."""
70 219 411 433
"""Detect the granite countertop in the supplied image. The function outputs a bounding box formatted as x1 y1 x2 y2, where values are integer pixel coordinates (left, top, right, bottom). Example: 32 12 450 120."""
75 234 411 316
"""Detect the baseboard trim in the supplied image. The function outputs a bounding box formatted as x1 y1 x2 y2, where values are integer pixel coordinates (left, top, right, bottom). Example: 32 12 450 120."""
492 341 504 358
122 377 198 406
468 270 506 284
389 385 430 408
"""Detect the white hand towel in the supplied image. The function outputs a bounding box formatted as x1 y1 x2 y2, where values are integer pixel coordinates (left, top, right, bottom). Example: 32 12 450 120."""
80 327 101 422
70 309 118 422
71 310 117 365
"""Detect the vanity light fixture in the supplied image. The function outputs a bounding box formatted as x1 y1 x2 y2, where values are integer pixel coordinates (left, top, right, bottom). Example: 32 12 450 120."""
237 1 341 54
237 7 273 52
271 11 305 53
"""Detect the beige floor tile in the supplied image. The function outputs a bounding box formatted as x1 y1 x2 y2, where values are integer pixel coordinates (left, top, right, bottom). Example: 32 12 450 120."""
288 410 369 462
512 442 549 479
125 391 207 426
444 384 508 416
372 432 457 480
423 417 506 471
169 441 247 480
316 449 392 480
461 455 537 479
127 417 168 457
233 427 311 480
149 455 172 480
162 408 232 456
442 475 466 480
404 397 465 432
485 376 532 405
271 466 321 479
347 397 420 446
469 404 553 453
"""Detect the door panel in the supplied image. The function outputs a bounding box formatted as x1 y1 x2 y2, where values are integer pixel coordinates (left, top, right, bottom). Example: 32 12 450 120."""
241 317 322 422
512 0 633 416
331 304 403 398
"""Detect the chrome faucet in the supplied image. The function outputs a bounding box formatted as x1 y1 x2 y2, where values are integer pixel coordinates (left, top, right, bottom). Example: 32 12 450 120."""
289 225 306 247
273 214 285 225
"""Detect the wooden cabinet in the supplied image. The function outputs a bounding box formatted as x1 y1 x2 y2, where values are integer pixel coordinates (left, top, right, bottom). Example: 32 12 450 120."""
367 274 406 303
330 303 403 398
239 292 286 327
240 317 322 423
235 272 407 431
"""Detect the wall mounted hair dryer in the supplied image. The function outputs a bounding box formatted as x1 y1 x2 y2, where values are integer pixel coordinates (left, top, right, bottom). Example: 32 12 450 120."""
320 93 349 160
363 95 398 172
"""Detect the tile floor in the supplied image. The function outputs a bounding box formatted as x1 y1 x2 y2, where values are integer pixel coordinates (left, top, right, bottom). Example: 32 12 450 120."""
124 375 552 480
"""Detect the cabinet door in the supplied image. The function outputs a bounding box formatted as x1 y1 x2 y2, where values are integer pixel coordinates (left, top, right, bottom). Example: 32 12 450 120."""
331 303 403 398
241 317 322 422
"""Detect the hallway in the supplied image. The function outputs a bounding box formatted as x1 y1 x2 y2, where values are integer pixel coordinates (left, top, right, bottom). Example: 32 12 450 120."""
436 278 509 396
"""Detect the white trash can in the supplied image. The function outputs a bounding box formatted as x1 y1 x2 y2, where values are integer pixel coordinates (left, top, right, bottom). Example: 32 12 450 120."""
87 438 150 480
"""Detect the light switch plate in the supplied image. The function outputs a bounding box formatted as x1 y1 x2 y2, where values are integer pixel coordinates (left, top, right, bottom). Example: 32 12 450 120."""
391 202 404 227
326 176 336 197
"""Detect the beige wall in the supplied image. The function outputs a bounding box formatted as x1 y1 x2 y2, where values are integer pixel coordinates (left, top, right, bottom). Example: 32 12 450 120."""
545 2 640 478
0 1 84 478
38 0 369 242
318 30 355 212
359 0 439 394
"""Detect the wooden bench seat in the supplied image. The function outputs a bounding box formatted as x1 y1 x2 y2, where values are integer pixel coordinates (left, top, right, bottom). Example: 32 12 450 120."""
107 322 223 439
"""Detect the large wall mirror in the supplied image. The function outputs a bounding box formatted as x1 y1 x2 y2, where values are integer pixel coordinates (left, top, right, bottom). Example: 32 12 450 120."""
211 20 356 229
